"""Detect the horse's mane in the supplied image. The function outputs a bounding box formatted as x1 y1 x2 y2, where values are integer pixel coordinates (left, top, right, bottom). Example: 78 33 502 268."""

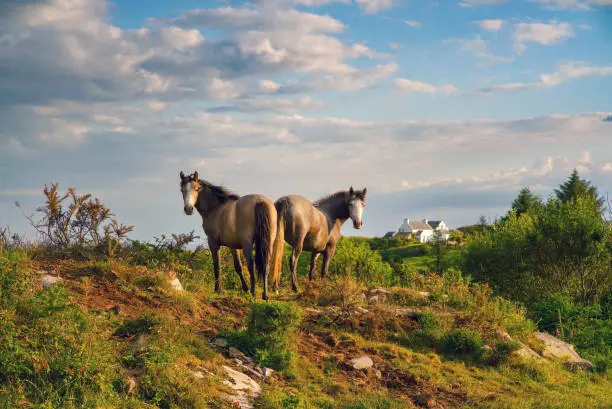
313 191 346 208
200 179 240 203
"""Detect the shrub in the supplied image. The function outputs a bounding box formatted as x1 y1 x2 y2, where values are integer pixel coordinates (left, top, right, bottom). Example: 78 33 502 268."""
329 238 394 286
114 312 160 338
228 301 302 373
439 329 484 359
487 341 521 366
318 274 366 308
16 183 133 254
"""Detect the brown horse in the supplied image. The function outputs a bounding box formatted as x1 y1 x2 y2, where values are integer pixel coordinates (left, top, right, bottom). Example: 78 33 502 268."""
270 187 367 292
179 171 277 300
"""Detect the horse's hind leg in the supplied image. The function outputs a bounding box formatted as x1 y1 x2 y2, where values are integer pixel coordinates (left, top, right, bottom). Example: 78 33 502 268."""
231 249 249 293
289 244 302 292
242 242 256 298
308 253 320 281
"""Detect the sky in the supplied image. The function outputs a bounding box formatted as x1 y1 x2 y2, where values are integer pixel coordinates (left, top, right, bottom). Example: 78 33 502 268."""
0 0 611 242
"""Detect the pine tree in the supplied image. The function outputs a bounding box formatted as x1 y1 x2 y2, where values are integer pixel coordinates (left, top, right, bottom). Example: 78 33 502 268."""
555 169 604 212
511 187 541 217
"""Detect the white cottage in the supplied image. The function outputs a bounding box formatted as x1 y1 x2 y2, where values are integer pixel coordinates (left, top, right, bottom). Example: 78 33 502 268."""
384 218 450 243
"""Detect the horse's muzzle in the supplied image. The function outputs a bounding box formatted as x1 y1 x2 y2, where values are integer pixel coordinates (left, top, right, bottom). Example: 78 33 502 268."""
184 206 194 215
353 220 362 229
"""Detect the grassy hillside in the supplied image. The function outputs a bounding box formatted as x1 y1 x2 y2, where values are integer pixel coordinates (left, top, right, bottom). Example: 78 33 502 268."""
1 243 610 409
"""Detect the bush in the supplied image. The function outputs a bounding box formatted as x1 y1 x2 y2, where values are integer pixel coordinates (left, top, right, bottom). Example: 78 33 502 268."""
228 302 302 373
439 329 484 359
16 183 133 255
318 274 366 308
487 341 521 366
329 238 394 286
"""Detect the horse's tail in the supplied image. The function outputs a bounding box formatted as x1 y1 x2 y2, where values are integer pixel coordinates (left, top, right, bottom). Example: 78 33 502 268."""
254 201 274 282
270 199 287 290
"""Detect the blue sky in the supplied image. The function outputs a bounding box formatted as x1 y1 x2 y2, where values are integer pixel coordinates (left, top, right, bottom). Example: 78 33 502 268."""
0 0 611 242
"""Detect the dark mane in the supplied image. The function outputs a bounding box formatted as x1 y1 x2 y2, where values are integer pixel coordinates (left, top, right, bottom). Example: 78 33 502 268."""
200 179 240 203
314 191 346 207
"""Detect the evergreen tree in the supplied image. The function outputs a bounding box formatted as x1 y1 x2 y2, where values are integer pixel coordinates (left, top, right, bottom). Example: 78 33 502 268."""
555 169 605 212
511 187 541 217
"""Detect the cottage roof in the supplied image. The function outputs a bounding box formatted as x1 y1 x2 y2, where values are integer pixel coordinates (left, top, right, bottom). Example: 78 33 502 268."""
408 220 432 230
428 220 442 229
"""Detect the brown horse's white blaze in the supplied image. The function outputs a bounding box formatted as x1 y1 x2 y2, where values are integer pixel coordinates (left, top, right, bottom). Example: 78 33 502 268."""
180 170 199 215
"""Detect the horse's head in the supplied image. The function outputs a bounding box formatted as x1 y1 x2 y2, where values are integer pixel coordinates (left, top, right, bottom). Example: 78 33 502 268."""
179 170 202 215
347 186 367 229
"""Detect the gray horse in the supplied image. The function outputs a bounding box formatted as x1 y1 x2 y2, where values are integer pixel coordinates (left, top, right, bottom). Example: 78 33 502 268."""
270 187 367 292
179 171 277 300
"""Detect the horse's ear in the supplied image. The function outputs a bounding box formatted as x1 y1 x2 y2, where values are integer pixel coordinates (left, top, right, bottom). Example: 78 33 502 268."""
193 171 199 181
349 186 354 195
362 187 367 198
180 171 185 180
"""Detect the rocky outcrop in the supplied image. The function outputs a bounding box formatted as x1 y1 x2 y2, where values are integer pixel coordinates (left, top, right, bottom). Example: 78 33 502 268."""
42 274 62 288
222 365 261 409
348 355 374 370
534 332 593 371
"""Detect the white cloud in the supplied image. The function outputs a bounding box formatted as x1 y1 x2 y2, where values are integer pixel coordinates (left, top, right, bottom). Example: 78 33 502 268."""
474 19 505 32
476 62 612 94
450 35 513 65
208 96 324 114
404 20 422 28
528 0 610 10
602 163 612 172
394 79 458 95
459 0 509 6
260 80 281 93
356 0 395 13
513 21 573 53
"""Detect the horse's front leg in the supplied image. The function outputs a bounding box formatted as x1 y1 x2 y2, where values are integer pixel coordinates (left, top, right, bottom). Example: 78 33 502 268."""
321 242 336 279
231 249 249 293
209 240 222 293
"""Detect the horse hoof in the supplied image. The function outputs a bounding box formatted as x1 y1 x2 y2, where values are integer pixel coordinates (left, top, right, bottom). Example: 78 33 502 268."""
291 286 299 293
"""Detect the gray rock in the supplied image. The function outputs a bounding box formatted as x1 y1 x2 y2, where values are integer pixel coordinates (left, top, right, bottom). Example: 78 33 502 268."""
374 369 382 379
262 367 274 379
534 332 593 370
214 337 228 348
353 306 370 315
168 277 184 292
348 356 374 370
368 295 386 304
222 365 261 409
42 275 62 288
369 288 390 295
229 347 245 359
125 377 137 395
418 291 430 298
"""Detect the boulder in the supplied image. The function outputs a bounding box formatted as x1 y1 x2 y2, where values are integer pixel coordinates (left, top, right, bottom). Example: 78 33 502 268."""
368 295 386 304
42 275 62 288
369 288 390 295
229 347 245 359
124 377 137 395
222 365 261 409
168 277 184 292
348 356 374 370
534 332 593 371
214 337 228 348
262 367 274 379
